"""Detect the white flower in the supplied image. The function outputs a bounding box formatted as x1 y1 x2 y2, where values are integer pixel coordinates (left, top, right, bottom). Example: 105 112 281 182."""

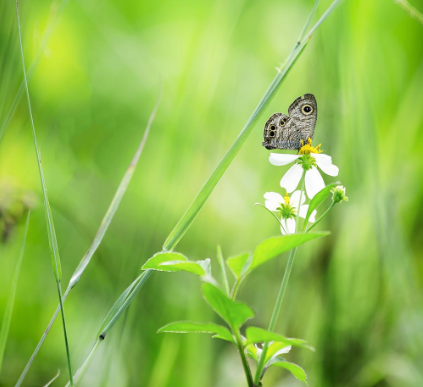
269 152 339 199
263 190 317 234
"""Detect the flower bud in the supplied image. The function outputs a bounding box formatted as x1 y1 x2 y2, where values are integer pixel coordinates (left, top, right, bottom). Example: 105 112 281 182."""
331 185 348 204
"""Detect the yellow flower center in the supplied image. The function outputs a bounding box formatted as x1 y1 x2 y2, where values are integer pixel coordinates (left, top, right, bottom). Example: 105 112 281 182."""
298 138 322 155
284 193 290 205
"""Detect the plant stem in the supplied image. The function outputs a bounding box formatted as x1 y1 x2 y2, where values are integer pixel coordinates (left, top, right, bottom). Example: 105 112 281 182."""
14 2 74 385
56 283 74 384
295 173 306 233
254 171 305 384
254 247 297 385
234 330 254 387
217 246 230 296
394 0 423 25
306 202 335 232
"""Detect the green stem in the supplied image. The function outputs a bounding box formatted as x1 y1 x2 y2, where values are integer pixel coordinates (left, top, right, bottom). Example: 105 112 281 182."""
254 247 297 385
217 246 230 296
254 171 305 385
306 202 335 232
56 283 74 386
234 330 254 387
395 0 423 25
255 203 287 234
14 2 74 385
231 278 242 300
295 173 306 233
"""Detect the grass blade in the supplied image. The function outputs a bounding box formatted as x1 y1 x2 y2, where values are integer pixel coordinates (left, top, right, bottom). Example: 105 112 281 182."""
15 93 160 387
14 2 73 384
65 1 345 382
69 90 161 289
0 0 70 143
0 212 30 375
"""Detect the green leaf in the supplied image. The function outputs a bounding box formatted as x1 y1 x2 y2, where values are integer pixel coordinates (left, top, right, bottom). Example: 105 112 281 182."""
267 359 308 384
246 343 259 362
158 321 234 343
246 327 314 351
227 253 250 279
142 252 206 276
202 283 254 330
249 233 329 272
304 182 339 225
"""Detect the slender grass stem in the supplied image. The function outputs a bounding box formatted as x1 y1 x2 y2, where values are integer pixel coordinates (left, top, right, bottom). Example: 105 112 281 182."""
306 202 335 232
394 0 423 25
15 93 160 387
217 246 230 296
64 0 345 382
14 2 74 385
255 203 287 234
234 330 254 387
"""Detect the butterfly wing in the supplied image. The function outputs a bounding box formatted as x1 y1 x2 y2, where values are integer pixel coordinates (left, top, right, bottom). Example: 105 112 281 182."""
262 113 301 150
287 93 317 143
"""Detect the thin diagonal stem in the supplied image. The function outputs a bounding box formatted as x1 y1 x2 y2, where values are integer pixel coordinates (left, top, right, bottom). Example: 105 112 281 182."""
15 92 160 387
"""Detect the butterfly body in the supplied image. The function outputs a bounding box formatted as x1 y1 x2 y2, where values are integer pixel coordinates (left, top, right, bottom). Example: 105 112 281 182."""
262 94 317 150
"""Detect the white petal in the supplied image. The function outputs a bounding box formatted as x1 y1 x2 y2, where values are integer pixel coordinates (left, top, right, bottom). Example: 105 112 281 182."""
263 192 284 202
299 205 317 222
317 161 339 176
290 190 306 208
313 153 332 164
265 200 279 212
286 218 296 234
274 345 292 357
305 167 325 199
280 164 303 193
269 153 300 166
298 204 309 219
280 220 287 235
314 154 339 176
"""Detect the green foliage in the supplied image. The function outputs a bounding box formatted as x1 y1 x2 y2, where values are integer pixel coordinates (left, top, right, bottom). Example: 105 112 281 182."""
304 182 339 226
226 253 250 279
158 321 234 343
267 359 308 384
201 283 254 330
249 233 329 272
246 327 314 351
142 252 208 276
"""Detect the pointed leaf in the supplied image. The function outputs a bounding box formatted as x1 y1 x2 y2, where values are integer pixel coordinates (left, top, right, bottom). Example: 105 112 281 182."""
227 253 250 279
267 359 308 384
249 233 329 272
246 344 259 362
158 321 234 343
142 252 206 276
202 283 254 330
304 182 340 225
246 327 314 351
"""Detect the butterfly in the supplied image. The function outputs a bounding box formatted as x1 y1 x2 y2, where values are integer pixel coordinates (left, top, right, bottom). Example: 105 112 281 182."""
262 94 317 150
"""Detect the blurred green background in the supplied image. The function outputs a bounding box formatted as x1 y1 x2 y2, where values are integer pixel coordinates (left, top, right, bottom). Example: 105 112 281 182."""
1 0 423 386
